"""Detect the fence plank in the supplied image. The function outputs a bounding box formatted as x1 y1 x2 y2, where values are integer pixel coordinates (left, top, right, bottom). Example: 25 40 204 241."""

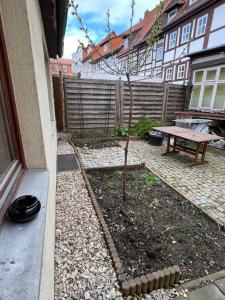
63 77 186 133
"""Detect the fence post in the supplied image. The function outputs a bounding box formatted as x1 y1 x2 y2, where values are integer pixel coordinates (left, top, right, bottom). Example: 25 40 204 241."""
120 79 124 125
161 83 169 125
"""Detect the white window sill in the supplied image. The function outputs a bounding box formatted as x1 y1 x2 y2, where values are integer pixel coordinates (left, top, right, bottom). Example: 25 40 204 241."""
0 169 49 300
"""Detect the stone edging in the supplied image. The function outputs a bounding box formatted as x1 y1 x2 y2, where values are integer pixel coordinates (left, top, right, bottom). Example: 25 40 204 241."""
69 139 181 297
72 136 143 146
86 163 145 173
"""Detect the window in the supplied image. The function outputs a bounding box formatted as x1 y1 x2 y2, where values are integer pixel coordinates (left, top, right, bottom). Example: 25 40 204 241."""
62 64 67 72
0 19 24 225
189 0 197 5
190 65 225 111
168 9 177 23
169 31 177 49
177 64 186 79
156 46 163 61
165 67 173 81
196 15 208 37
124 38 128 49
54 64 59 72
181 24 191 43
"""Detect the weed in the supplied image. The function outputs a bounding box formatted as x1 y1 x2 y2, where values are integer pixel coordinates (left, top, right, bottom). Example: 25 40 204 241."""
143 172 158 186
200 204 216 212
106 180 116 189
126 191 134 199
87 174 93 181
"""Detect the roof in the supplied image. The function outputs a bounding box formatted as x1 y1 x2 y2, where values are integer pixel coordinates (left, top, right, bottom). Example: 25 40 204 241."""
82 35 124 62
39 0 69 58
164 0 185 13
50 58 74 65
117 0 172 58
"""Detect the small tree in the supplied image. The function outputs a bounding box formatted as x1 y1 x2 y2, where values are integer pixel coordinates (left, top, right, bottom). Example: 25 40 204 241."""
69 0 164 211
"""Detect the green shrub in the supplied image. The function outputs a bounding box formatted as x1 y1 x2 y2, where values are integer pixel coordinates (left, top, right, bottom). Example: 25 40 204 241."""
132 117 160 137
115 125 128 137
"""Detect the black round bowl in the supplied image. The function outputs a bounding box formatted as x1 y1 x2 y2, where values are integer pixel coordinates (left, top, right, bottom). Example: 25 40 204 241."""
8 195 41 223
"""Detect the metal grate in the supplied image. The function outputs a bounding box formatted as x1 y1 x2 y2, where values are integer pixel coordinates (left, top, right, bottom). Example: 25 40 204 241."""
57 154 79 172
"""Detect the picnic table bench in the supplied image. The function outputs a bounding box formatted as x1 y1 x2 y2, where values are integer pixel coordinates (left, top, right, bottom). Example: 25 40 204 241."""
154 126 221 167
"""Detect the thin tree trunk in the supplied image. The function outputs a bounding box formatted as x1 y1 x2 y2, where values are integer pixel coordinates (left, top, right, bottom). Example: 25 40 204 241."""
122 73 134 208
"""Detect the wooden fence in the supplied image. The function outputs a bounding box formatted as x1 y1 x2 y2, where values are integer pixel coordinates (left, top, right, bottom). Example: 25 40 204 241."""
63 77 186 133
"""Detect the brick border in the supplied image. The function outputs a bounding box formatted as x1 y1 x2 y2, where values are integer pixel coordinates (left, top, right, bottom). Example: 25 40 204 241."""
69 139 181 297
86 163 145 173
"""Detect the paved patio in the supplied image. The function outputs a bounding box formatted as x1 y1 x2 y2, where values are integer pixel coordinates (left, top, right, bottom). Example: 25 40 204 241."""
176 277 225 300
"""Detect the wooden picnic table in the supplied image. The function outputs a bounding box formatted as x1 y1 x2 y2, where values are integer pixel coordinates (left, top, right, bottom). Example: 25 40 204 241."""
154 126 221 167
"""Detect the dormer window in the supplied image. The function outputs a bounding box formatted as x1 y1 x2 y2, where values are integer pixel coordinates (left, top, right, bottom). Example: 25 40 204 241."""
167 9 177 23
124 38 128 49
190 0 198 5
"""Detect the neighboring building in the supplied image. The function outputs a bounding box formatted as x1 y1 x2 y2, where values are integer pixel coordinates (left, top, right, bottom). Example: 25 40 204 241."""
162 0 225 85
0 0 68 299
50 58 75 76
72 33 124 79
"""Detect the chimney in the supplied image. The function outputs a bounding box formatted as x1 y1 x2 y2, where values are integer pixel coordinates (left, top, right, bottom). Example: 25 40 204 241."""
144 9 149 18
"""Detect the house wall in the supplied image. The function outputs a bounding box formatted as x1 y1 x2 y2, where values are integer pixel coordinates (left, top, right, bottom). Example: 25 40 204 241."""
162 0 225 84
0 0 56 299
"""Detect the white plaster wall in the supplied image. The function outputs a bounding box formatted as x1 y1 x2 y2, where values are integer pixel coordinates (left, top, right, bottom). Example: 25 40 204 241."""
0 1 57 299
0 0 46 168
175 45 187 59
164 49 175 63
189 37 204 53
208 28 225 48
211 4 225 31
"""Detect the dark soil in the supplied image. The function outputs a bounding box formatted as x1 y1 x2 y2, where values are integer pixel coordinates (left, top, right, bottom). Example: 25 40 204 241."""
88 168 225 281
76 140 121 149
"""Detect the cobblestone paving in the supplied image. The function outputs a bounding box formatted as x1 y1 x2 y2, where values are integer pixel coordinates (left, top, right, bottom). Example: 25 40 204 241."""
118 140 225 225
77 146 140 169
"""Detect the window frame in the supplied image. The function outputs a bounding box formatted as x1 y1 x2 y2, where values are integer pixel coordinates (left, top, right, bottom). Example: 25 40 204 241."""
165 67 173 81
167 9 177 24
0 16 25 225
190 65 225 111
189 0 197 5
156 45 164 61
168 31 177 49
181 23 191 44
177 64 186 79
195 14 208 38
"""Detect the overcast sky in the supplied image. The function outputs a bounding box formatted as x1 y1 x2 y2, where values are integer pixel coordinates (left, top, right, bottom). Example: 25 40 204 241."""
63 0 161 59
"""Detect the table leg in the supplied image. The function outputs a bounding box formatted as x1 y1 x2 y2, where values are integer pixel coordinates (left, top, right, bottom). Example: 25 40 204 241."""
162 135 179 156
201 142 208 162
189 142 208 167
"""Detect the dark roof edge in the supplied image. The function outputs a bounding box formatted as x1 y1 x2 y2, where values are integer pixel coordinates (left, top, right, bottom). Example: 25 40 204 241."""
56 0 69 57
186 44 225 58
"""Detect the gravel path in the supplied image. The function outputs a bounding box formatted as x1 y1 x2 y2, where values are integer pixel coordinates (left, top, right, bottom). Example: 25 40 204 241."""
77 146 140 169
55 141 178 300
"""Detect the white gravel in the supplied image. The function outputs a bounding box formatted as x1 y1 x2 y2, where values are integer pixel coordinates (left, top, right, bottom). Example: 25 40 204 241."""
55 140 179 300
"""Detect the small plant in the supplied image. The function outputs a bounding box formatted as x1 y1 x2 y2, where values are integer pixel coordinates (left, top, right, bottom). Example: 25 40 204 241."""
125 191 134 199
200 204 216 212
132 117 160 138
106 180 116 189
115 125 128 137
143 172 158 186
151 198 160 207
87 174 93 181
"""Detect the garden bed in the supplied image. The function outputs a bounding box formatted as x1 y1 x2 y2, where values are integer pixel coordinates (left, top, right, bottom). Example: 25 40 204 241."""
87 168 225 282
